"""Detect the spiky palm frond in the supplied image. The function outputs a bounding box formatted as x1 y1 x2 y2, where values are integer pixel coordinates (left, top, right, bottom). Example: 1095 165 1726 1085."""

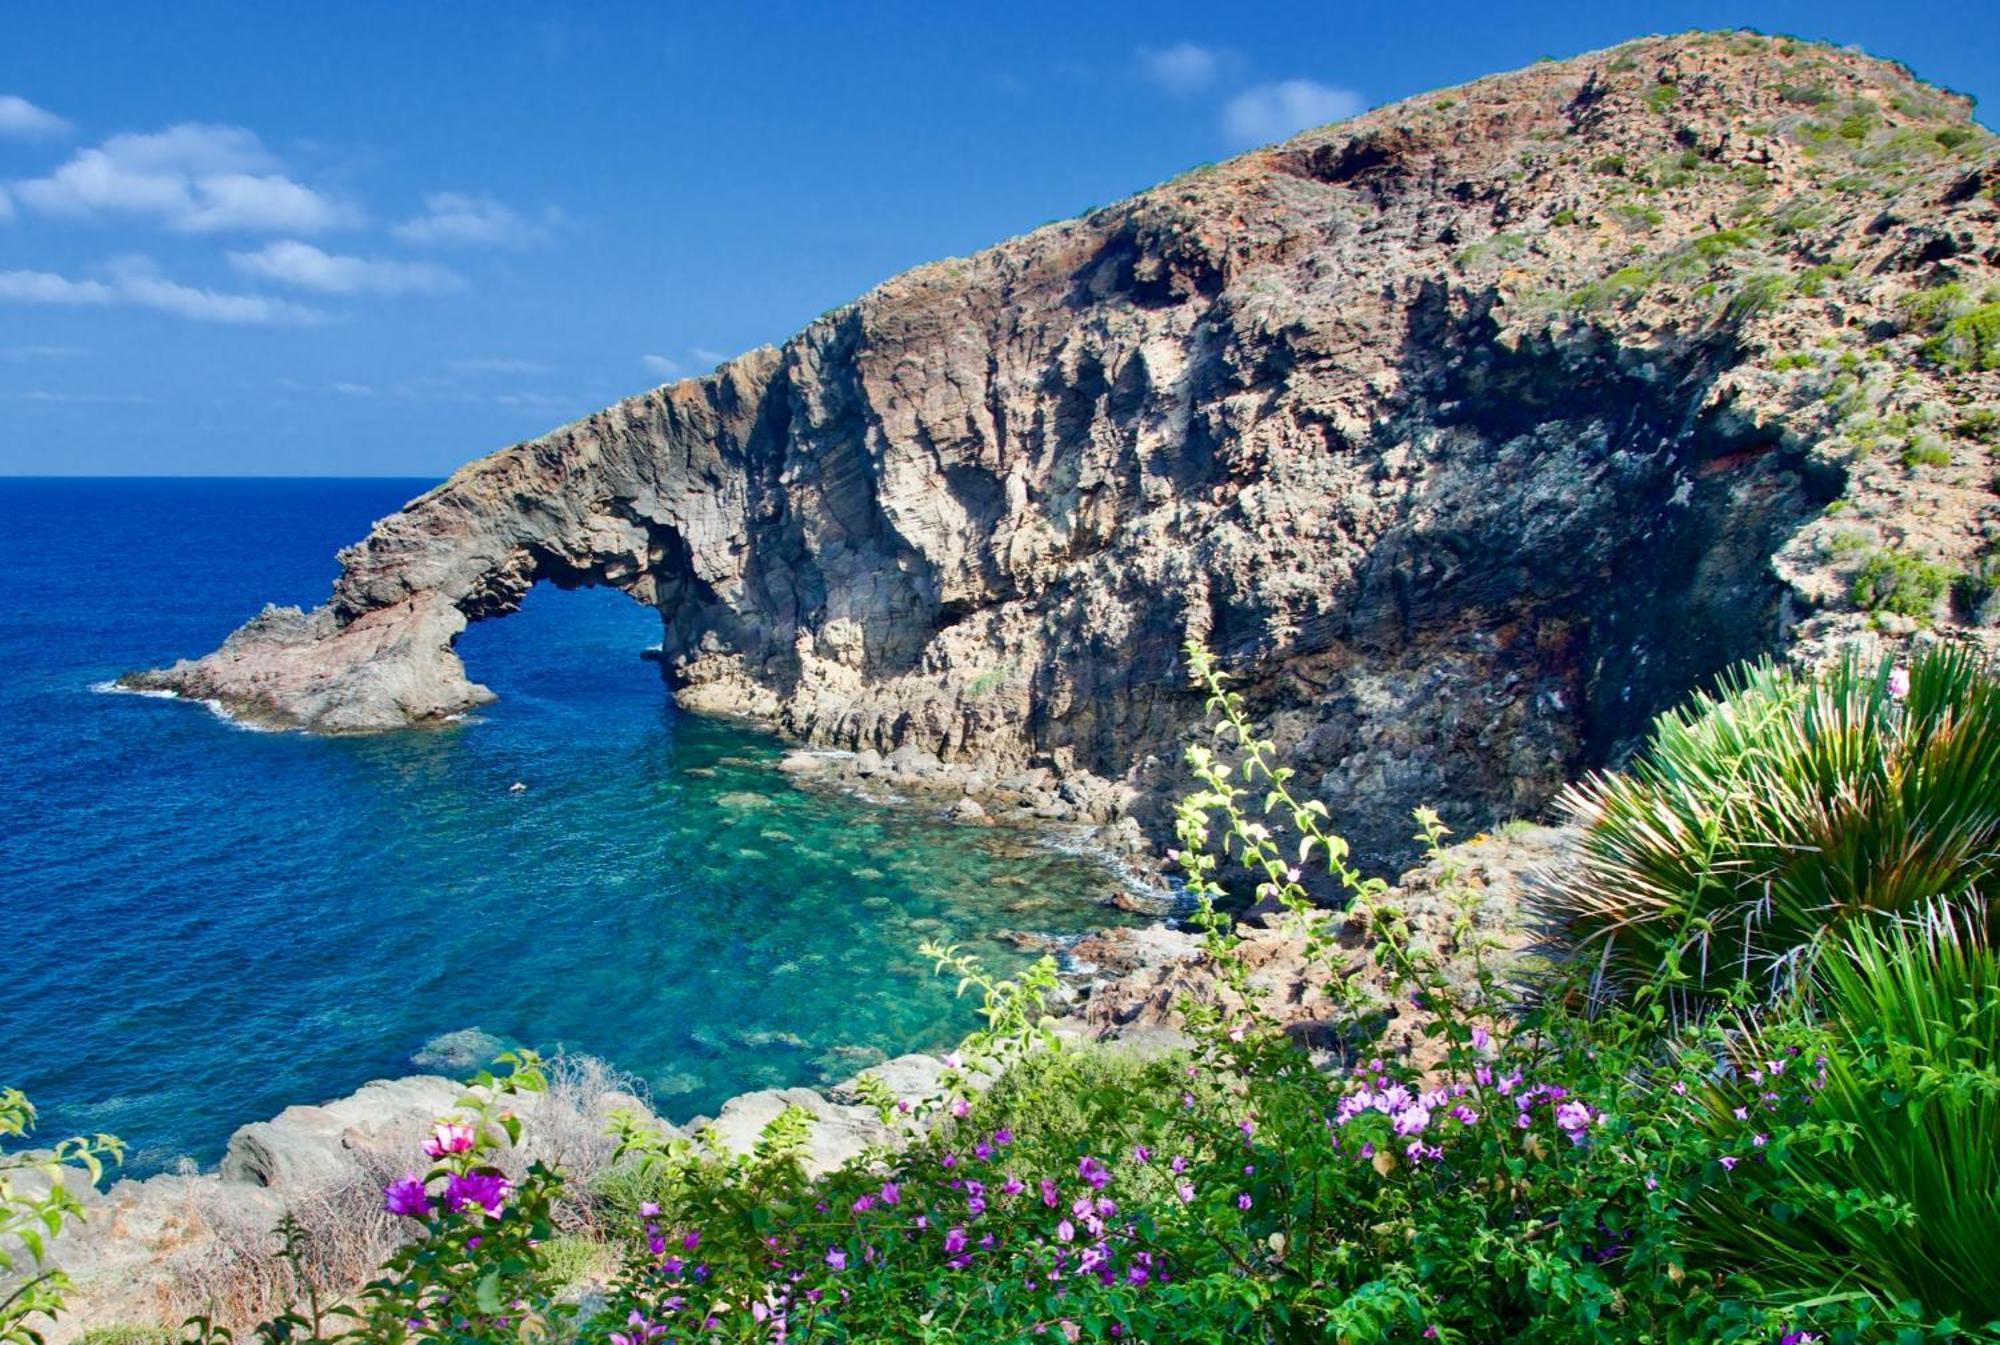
1683 902 2000 1323
1537 644 2000 1005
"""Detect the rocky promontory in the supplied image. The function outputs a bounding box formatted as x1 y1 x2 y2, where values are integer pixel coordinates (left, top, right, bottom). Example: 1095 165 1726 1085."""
125 32 1997 861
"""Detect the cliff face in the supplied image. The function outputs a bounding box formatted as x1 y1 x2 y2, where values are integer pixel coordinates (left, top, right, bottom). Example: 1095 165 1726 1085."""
129 32 2000 856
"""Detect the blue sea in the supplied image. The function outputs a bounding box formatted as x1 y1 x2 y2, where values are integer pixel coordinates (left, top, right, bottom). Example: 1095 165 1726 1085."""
0 478 1133 1174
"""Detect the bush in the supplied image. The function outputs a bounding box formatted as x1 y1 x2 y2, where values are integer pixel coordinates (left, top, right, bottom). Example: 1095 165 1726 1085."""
1852 548 1953 618
26 646 2000 1344
1 1090 122 1345
1538 646 2000 1008
1686 903 2000 1326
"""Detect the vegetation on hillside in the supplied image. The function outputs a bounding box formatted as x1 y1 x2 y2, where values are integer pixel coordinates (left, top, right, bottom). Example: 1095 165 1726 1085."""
10 639 2000 1343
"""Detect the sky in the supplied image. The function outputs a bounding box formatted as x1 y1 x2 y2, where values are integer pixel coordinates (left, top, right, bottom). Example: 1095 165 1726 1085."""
1 2 1994 477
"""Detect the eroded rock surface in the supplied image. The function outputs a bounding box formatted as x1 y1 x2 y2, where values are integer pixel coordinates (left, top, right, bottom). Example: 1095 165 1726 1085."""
127 33 2000 856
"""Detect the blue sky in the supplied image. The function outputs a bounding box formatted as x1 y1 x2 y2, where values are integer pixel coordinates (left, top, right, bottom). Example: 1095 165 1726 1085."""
2 2 1994 476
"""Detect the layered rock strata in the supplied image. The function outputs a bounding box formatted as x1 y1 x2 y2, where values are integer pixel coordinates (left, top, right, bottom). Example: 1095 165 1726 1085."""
127 32 2000 856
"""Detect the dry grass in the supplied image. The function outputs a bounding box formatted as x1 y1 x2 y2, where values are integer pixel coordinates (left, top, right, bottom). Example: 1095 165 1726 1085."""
106 1052 646 1335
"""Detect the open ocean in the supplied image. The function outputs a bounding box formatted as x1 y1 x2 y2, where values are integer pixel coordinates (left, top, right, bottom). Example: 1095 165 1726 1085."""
0 478 1130 1174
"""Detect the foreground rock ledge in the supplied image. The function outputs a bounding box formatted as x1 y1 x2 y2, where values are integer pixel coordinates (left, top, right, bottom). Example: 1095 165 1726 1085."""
123 31 1999 855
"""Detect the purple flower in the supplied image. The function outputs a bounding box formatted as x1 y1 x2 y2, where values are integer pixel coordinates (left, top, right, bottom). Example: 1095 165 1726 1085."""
383 1172 430 1218
1001 1174 1024 1196
683 1230 701 1251
1040 1177 1059 1207
1132 1144 1151 1163
943 1225 967 1255
1237 1192 1253 1210
1471 1026 1490 1050
1056 1219 1075 1243
993 1128 1013 1146
1077 1156 1110 1189
1176 1180 1195 1204
638 1200 660 1217
825 1247 846 1271
1553 1100 1595 1142
442 1170 509 1215
879 1181 900 1205
1720 1155 1740 1172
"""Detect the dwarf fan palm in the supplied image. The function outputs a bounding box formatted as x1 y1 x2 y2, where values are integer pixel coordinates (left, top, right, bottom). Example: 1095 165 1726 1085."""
1684 903 2000 1326
1537 644 2000 1005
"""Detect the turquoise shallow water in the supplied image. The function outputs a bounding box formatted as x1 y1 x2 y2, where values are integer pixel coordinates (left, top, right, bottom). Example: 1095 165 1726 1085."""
0 478 1135 1174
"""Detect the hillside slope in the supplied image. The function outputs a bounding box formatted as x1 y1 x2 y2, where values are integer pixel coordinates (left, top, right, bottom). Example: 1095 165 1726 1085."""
129 31 2000 856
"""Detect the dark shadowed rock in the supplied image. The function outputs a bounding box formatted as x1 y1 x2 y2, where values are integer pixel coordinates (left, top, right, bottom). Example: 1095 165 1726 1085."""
125 34 1998 866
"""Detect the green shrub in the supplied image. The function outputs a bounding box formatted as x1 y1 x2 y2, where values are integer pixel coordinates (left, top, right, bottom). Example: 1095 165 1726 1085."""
1540 646 2000 1006
1901 435 1952 468
1852 547 1953 617
1 1091 122 1345
75 1330 175 1345
1727 271 1792 321
1642 81 1679 112
1927 303 2000 373
1685 904 2000 1324
1957 406 2000 443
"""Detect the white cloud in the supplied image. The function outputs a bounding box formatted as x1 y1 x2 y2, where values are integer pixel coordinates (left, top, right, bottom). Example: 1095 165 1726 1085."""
448 357 551 375
0 257 322 325
1137 43 1232 95
0 344 88 360
691 347 725 366
0 389 151 405
12 123 359 233
1222 80 1364 147
0 95 70 139
330 381 375 396
0 186 12 220
640 353 682 378
393 192 546 248
228 240 462 295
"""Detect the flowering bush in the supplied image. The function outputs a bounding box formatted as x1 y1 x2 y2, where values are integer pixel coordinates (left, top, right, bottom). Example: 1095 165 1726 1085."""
20 644 2000 1343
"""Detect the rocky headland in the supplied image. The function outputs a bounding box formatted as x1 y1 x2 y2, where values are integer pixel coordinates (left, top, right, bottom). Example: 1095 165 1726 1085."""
60 28 2000 1338
124 31 2000 860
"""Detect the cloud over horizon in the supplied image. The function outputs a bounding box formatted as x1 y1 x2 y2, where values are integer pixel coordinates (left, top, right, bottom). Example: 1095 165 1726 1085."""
0 256 323 325
393 192 548 248
228 240 463 295
11 123 361 233
0 94 71 139
1136 42 1236 95
1221 79 1364 146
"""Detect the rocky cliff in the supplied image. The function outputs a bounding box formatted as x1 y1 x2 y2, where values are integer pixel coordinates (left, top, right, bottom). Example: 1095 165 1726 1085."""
127 32 2000 856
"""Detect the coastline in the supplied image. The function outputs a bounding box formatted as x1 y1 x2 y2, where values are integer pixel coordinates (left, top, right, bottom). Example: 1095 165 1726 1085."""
33 820 1554 1340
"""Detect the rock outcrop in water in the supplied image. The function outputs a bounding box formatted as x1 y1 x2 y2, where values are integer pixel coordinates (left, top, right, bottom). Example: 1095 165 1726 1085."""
126 32 2000 856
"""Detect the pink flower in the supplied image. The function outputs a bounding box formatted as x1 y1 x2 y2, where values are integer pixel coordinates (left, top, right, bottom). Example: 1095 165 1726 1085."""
1056 1219 1075 1243
1176 1180 1195 1204
1888 666 1910 701
423 1121 476 1158
879 1182 900 1205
